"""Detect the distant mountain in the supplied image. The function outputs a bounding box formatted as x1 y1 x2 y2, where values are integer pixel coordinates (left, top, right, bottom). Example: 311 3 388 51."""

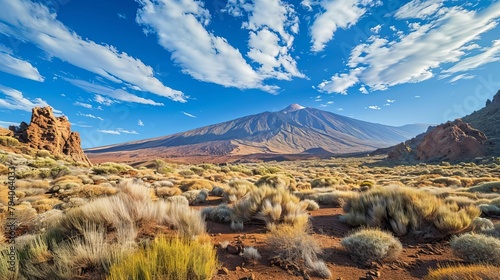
86 104 428 163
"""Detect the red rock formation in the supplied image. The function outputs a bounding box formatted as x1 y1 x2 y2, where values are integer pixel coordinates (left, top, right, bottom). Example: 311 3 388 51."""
416 119 488 162
10 107 91 166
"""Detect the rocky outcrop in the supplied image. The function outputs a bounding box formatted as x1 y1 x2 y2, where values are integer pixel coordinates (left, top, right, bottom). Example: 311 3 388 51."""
388 119 489 162
9 106 91 166
0 127 13 137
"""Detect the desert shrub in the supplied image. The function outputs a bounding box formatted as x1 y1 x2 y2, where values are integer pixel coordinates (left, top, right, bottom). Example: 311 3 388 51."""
209 186 224 197
425 264 500 280
91 162 132 175
68 185 119 198
15 179 50 189
107 235 217 280
227 164 252 175
165 196 189 207
469 217 494 232
179 179 213 192
28 158 58 168
35 150 52 158
450 233 500 265
152 180 174 188
223 179 255 202
341 228 402 264
267 225 331 279
181 189 209 205
0 246 19 279
469 181 500 193
341 186 480 235
155 187 182 198
301 199 320 211
198 163 219 171
50 165 70 179
255 174 297 190
28 209 64 234
201 204 232 224
0 136 19 147
432 177 462 187
189 166 205 176
444 196 476 207
300 190 358 207
178 169 195 177
243 247 261 261
30 198 61 213
310 177 345 188
231 185 309 231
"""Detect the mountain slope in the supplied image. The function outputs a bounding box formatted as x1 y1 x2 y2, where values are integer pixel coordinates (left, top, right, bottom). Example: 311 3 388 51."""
86 104 428 161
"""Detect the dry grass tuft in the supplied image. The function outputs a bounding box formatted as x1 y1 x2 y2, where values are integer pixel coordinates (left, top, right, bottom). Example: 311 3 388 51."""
341 228 402 264
425 264 500 280
179 179 214 192
450 233 500 265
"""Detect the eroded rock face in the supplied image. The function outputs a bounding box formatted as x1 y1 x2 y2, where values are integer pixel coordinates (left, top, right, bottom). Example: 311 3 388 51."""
416 119 488 162
388 119 489 162
10 106 91 165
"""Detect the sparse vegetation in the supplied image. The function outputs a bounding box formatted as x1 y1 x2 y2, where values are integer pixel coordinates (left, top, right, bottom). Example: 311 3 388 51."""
425 264 500 280
107 235 217 280
341 228 402 264
450 233 500 265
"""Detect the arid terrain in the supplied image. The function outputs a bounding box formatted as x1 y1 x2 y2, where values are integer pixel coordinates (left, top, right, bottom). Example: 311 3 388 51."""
1 147 500 279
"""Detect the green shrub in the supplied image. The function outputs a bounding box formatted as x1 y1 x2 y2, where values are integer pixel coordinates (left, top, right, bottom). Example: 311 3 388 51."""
450 233 500 265
179 179 213 192
178 170 195 177
107 235 217 280
341 228 402 264
50 165 70 179
92 162 132 175
189 166 205 176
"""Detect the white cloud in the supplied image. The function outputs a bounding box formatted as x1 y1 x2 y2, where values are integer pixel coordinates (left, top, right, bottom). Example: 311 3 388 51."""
319 100 334 107
118 13 126 19
182 111 197 118
444 39 500 74
318 2 500 93
395 0 444 20
337 107 344 111
387 99 396 103
64 78 164 106
368 105 381 110
77 112 103 121
136 0 277 93
98 129 121 135
318 68 362 94
359 86 368 94
74 102 93 109
449 73 475 83
117 129 139 135
307 0 381 52
370 24 381 34
225 0 305 81
0 84 61 113
138 119 144 126
0 51 44 82
415 95 421 98
0 0 184 101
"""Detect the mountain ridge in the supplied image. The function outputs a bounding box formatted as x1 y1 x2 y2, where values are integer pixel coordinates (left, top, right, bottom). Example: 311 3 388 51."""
86 105 429 163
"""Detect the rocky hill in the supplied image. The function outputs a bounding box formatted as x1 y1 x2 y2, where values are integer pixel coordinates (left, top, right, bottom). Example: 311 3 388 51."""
4 106 91 166
385 89 499 162
86 104 427 163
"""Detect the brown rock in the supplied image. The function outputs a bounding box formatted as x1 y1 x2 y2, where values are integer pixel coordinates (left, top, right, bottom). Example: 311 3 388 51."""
10 106 91 166
227 244 241 254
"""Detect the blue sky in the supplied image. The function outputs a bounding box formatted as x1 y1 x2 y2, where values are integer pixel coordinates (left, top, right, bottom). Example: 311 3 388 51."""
0 0 499 148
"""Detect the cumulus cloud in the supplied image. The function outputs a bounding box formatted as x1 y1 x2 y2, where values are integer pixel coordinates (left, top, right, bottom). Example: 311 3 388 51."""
182 111 197 118
224 0 305 80
0 84 60 113
306 0 381 52
0 0 184 101
64 78 164 106
136 0 277 93
367 105 381 110
318 2 500 94
0 51 44 82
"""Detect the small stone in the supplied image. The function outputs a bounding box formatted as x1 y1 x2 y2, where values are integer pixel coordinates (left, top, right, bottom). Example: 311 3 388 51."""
242 267 250 273
227 244 240 254
218 267 229 275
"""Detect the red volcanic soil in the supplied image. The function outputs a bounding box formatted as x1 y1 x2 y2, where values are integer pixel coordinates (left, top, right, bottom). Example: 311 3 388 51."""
195 197 468 280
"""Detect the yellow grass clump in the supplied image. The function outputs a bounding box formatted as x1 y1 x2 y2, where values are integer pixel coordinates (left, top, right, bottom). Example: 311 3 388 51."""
425 264 500 280
341 228 402 264
106 235 217 280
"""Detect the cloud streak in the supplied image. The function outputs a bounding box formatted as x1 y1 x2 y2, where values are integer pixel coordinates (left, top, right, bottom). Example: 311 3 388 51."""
318 2 500 94
0 0 184 101
0 51 44 82
0 84 60 113
182 111 197 118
